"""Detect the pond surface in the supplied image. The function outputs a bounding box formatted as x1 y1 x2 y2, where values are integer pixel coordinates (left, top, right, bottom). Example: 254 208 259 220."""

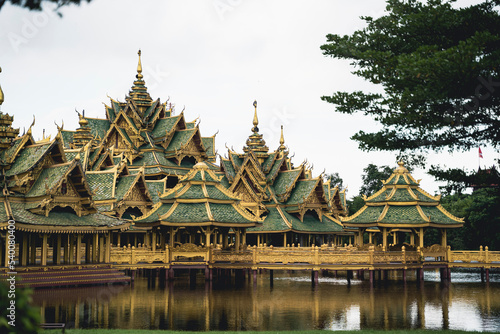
31 268 500 331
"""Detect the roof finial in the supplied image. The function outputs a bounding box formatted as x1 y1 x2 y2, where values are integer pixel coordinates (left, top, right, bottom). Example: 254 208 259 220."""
0 66 4 106
252 100 258 132
279 125 286 151
137 49 143 80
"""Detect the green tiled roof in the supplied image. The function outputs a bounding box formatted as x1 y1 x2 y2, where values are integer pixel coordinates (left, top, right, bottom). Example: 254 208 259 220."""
0 200 10 222
229 152 243 171
134 203 173 223
288 211 343 233
379 205 423 224
261 152 277 173
97 205 113 212
166 203 209 223
165 129 196 152
1 136 26 163
163 184 205 200
273 169 302 196
266 157 284 181
219 175 230 188
389 188 418 202
65 151 79 162
210 203 256 224
221 159 236 181
206 186 234 201
115 175 137 201
25 164 72 197
6 143 53 176
186 122 195 129
151 116 180 138
143 99 159 120
87 172 115 200
343 205 385 224
202 137 215 157
286 180 318 205
145 181 164 203
60 131 75 148
85 118 110 140
420 206 464 225
92 152 109 170
10 202 124 228
247 207 289 232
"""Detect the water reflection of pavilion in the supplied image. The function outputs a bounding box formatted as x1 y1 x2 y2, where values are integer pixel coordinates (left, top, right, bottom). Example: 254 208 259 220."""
31 272 498 331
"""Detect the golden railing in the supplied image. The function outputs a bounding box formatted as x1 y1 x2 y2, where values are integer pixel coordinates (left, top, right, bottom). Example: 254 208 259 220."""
449 246 500 264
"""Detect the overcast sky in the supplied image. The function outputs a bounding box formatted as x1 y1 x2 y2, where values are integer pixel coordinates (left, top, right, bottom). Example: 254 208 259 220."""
0 0 494 197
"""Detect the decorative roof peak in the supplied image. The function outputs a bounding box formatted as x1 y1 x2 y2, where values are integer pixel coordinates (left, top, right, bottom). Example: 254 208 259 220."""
394 160 408 173
279 125 286 151
136 49 143 80
243 100 269 157
0 66 4 106
252 100 258 131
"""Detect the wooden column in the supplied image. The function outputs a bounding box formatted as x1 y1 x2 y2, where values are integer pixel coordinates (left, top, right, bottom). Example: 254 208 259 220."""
283 232 287 247
30 234 36 265
235 228 241 252
242 230 247 246
69 235 75 264
85 236 92 264
441 229 447 248
117 232 121 247
419 228 424 248
64 234 70 264
410 232 415 246
41 233 48 266
21 233 28 267
257 234 261 246
92 233 98 263
382 228 388 250
169 228 175 247
358 229 364 246
151 230 157 252
105 232 111 263
99 235 105 263
55 234 62 264
76 234 82 265
368 232 373 244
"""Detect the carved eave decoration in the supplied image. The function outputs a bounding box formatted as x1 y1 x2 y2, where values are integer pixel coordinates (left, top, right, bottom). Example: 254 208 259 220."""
3 131 35 166
289 178 330 222
168 127 209 165
92 149 115 171
26 160 96 217
114 170 153 219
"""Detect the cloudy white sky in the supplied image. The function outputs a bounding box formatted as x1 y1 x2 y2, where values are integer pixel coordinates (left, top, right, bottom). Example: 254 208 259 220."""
0 0 495 197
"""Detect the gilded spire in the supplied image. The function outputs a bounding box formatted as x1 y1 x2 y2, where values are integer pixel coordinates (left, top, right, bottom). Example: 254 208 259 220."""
252 100 258 132
279 125 286 151
137 49 143 80
0 66 4 106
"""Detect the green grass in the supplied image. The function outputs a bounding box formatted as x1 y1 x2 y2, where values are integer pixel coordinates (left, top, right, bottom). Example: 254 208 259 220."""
38 330 485 334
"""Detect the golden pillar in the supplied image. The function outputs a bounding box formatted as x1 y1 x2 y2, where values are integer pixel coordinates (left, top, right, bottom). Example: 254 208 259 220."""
419 227 424 248
151 230 157 251
75 234 82 265
410 232 415 246
105 233 111 263
21 233 28 266
382 228 388 250
441 229 447 248
99 235 105 262
235 228 240 252
41 233 48 266
64 234 70 264
30 234 36 265
55 234 62 264
283 232 287 246
69 235 75 264
92 233 98 263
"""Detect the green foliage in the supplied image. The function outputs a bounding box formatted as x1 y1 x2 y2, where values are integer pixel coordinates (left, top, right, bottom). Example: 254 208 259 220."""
321 0 500 185
346 195 365 216
0 0 91 14
325 172 344 189
0 279 40 334
441 187 500 250
359 164 394 196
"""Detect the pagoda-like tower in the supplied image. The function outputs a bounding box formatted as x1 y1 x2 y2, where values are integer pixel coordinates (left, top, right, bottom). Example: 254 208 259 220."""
342 161 464 249
219 102 347 247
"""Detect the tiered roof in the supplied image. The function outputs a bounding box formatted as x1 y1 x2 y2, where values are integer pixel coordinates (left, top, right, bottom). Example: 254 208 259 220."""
342 162 464 228
220 102 346 234
135 162 259 227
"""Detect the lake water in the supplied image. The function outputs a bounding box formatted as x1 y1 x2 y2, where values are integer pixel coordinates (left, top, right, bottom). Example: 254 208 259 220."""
31 268 500 331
